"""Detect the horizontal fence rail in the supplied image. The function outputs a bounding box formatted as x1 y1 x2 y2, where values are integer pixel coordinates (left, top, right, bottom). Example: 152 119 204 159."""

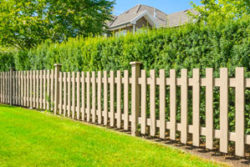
0 63 249 157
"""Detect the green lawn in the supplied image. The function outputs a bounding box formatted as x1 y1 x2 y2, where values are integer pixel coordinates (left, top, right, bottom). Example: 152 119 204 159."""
0 104 226 167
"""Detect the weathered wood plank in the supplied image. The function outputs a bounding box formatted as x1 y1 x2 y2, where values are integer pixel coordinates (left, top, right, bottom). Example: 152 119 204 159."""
192 69 200 147
67 72 71 117
110 71 115 127
205 68 214 149
92 71 96 123
116 70 121 128
235 67 245 157
170 69 176 140
180 69 188 144
159 69 166 139
97 71 102 124
219 68 228 153
76 72 80 120
123 70 129 130
150 70 156 137
81 72 85 120
103 71 108 125
72 72 75 119
86 72 90 122
140 70 147 135
63 72 67 116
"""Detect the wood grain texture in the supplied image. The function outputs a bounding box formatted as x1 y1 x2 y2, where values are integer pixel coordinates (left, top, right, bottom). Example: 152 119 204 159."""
219 68 228 153
140 70 147 134
235 67 245 156
170 69 176 140
150 70 156 137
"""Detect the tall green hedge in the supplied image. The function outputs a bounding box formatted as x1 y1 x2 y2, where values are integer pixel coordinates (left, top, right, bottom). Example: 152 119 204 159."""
10 17 249 77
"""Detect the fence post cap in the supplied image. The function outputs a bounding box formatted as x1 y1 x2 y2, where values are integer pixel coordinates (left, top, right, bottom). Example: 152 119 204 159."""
54 64 62 67
130 61 141 65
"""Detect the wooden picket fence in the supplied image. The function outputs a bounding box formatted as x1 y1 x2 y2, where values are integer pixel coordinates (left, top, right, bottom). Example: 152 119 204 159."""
0 62 249 157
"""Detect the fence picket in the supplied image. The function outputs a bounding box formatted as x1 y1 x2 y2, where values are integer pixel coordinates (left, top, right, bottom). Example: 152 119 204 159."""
46 70 49 110
63 72 67 116
205 68 214 149
15 71 17 105
43 70 46 110
21 71 24 106
103 71 108 125
31 71 34 108
219 68 228 153
92 71 96 123
17 71 20 106
0 72 2 103
36 70 39 108
150 70 156 136
59 72 63 115
25 71 28 107
6 71 9 104
76 72 80 120
97 71 102 124
169 69 176 140
72 72 75 119
67 72 71 117
192 69 200 147
235 67 245 156
159 69 166 139
81 72 85 120
51 70 54 111
123 70 129 130
86 72 90 122
23 71 26 106
7 72 10 104
110 71 114 127
32 70 35 108
1 72 3 103
3 72 5 103
140 70 147 135
180 69 188 144
116 70 121 128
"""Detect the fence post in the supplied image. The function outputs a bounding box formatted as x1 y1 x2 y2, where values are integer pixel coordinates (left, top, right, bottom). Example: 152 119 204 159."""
9 67 13 106
54 64 61 115
130 61 141 136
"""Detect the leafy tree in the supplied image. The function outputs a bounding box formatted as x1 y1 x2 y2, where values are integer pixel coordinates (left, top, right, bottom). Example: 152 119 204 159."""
191 0 250 25
0 0 114 49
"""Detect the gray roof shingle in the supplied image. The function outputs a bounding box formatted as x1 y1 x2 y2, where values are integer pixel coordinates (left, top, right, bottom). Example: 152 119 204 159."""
166 8 198 27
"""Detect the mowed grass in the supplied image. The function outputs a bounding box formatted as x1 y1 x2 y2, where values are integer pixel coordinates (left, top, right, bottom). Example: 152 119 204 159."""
0 105 227 167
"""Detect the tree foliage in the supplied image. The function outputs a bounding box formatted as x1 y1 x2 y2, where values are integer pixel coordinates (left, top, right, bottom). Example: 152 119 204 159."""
0 0 114 49
191 0 250 25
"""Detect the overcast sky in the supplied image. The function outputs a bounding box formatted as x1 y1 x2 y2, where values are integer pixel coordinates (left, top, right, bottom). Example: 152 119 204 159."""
112 0 201 15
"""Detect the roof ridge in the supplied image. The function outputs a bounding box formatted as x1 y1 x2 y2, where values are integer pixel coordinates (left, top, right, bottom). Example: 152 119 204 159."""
116 4 140 16
139 4 168 16
136 4 142 13
167 8 194 15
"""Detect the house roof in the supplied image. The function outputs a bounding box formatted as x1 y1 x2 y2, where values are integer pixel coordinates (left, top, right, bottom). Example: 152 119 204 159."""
108 4 168 29
166 8 199 27
108 4 198 30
